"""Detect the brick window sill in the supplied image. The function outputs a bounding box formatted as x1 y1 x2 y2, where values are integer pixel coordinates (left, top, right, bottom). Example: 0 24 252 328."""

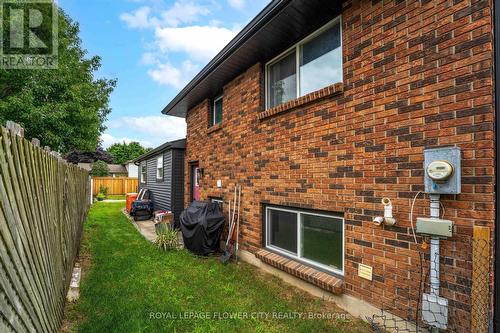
207 123 223 134
258 82 344 120
255 249 344 295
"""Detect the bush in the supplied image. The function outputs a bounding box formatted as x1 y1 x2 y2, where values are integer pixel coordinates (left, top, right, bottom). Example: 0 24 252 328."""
154 225 180 251
99 185 109 197
90 160 109 176
96 192 106 201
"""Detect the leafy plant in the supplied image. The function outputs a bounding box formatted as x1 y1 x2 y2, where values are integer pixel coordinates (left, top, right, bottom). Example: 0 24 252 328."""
154 225 180 251
96 192 106 201
90 161 109 176
0 2 116 153
99 185 109 197
107 141 149 165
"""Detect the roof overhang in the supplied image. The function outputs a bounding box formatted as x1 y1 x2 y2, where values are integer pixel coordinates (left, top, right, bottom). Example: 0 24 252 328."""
132 139 186 163
161 0 342 118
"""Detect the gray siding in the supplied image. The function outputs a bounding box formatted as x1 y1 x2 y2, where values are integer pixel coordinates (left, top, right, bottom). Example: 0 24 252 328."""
139 150 172 211
171 149 185 223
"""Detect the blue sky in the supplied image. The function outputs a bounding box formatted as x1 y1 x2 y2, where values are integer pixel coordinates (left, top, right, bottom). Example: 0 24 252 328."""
58 0 270 148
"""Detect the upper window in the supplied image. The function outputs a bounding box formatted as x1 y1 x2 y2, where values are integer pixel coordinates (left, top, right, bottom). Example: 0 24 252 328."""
211 96 223 126
140 164 147 183
266 17 342 109
265 206 344 275
156 156 164 180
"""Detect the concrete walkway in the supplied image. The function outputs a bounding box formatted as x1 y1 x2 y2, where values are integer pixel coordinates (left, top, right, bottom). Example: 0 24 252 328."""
134 220 157 242
122 209 157 242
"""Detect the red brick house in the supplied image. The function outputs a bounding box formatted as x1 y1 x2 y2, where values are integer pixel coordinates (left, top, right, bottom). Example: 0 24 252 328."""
161 0 497 331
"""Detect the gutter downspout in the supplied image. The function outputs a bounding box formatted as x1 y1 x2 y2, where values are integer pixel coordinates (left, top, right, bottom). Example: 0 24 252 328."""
494 0 500 331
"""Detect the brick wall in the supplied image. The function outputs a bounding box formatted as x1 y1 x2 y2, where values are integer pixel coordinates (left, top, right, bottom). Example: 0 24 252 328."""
184 0 494 331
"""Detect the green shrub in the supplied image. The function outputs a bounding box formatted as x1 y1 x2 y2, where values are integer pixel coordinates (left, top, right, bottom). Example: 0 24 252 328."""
99 185 109 197
90 160 110 176
154 225 180 251
96 192 106 201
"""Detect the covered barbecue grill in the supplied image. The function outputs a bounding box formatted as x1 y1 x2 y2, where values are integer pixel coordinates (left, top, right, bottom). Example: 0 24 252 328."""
179 201 225 256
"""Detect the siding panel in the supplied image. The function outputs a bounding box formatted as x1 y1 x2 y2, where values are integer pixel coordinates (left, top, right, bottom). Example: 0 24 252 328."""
139 151 172 211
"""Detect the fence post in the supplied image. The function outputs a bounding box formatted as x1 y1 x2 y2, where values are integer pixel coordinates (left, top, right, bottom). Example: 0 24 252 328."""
6 120 25 137
471 226 490 333
89 177 93 204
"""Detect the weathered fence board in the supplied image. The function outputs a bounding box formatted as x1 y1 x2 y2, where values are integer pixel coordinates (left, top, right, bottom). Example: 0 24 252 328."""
92 176 138 195
0 124 90 333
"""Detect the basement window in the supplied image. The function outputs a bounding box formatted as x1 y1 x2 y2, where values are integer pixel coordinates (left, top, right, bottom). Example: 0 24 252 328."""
156 156 163 181
265 16 342 109
265 206 344 275
140 164 147 183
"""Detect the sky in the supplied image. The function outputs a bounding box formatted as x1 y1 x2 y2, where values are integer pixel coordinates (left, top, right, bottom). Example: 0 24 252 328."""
58 0 270 149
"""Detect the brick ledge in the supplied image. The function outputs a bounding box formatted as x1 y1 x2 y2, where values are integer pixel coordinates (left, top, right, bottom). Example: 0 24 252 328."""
258 82 344 120
206 123 223 134
255 249 344 295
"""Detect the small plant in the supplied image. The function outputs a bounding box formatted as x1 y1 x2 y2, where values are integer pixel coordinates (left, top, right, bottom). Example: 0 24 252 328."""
99 185 109 197
154 225 180 251
96 192 106 201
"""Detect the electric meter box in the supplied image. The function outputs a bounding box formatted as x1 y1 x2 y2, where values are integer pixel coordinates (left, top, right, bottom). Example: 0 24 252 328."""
424 147 461 195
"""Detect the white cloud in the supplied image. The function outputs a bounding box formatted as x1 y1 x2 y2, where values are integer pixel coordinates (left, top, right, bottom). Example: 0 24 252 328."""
147 60 199 89
120 1 210 29
100 133 153 149
109 116 187 147
228 0 245 10
160 1 210 27
154 25 238 61
120 6 158 29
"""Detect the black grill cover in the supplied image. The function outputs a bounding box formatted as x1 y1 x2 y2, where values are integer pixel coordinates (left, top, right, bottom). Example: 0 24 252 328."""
180 201 225 256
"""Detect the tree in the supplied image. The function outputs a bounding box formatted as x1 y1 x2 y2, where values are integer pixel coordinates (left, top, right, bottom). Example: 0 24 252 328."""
107 141 149 165
0 1 116 153
90 160 109 177
64 147 114 164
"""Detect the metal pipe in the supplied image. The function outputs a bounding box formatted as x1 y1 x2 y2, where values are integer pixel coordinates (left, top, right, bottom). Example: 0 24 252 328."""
429 194 441 333
429 194 440 296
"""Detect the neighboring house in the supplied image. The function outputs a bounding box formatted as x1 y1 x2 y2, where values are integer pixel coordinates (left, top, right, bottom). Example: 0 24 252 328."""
132 139 186 223
125 161 139 178
160 0 497 331
78 163 128 177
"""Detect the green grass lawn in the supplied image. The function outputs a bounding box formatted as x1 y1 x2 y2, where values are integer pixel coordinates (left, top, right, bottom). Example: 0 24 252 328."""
105 194 126 200
63 203 371 333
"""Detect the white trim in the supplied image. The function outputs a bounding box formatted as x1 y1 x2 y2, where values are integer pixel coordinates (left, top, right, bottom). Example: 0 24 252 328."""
265 15 343 110
265 206 344 276
212 95 223 126
156 155 164 180
140 163 147 184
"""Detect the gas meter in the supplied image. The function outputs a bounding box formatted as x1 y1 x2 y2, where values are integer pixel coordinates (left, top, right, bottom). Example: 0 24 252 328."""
424 147 461 195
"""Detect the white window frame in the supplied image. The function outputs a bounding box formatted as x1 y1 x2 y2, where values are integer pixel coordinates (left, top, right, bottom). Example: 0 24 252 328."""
212 95 223 126
140 163 147 183
265 15 343 110
156 155 164 180
265 206 344 276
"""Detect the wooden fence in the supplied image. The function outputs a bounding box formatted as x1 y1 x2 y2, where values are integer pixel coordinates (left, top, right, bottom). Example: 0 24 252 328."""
92 176 138 195
0 122 90 333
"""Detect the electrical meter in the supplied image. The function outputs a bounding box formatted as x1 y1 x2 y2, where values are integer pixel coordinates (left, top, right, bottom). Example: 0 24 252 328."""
427 160 453 181
424 147 461 195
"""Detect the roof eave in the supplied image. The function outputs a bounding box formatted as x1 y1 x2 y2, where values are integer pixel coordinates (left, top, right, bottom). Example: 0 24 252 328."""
161 0 291 118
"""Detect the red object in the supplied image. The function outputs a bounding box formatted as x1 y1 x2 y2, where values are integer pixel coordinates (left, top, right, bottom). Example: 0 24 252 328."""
126 193 138 213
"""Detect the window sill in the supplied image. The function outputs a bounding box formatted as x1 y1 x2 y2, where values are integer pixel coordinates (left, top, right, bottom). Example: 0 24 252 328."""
255 249 344 295
207 123 223 134
258 82 344 120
